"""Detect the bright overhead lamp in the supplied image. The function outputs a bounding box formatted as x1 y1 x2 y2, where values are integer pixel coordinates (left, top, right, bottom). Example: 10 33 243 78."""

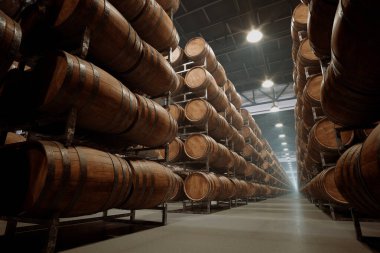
247 29 263 43
285 153 289 156
283 148 288 151
270 101 279 112
279 134 286 138
281 142 287 145
275 123 283 128
262 79 274 88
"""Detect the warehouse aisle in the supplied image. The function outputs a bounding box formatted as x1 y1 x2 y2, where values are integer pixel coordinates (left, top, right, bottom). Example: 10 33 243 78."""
60 193 380 253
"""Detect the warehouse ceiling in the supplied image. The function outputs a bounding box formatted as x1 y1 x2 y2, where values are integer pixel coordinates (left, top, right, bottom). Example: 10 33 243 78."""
174 0 299 185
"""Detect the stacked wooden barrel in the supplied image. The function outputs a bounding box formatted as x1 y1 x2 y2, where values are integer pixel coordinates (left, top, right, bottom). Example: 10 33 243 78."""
0 1 185 218
164 36 292 202
294 0 380 217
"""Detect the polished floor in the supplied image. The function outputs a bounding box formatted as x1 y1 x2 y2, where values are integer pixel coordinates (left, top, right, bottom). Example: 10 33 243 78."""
1 193 380 252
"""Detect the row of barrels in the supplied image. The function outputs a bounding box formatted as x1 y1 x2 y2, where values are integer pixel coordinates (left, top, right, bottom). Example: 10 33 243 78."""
302 122 380 217
0 51 178 149
0 139 183 218
14 0 182 97
183 172 289 202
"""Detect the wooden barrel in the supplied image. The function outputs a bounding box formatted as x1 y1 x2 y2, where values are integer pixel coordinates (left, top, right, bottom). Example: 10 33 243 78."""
240 108 250 123
218 175 236 200
307 0 338 59
331 0 380 95
230 151 247 175
0 141 132 217
4 132 26 144
159 137 184 163
171 74 186 96
184 98 230 140
304 167 348 205
108 0 146 20
110 0 179 52
155 0 180 13
30 51 139 135
120 94 178 147
184 37 218 73
226 103 243 130
170 173 185 201
53 0 143 74
210 61 227 87
184 134 234 170
119 41 179 97
242 143 261 162
354 128 374 142
321 64 380 126
185 67 220 103
183 172 217 201
296 39 321 92
121 160 176 209
227 126 245 152
224 79 234 95
302 74 324 130
0 10 22 80
307 117 354 165
0 1 24 18
170 46 188 68
168 103 185 124
230 89 242 109
291 3 308 62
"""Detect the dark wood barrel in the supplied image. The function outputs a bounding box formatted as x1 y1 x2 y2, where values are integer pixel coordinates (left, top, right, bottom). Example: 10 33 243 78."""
331 0 380 95
159 137 184 163
231 151 247 175
184 134 234 171
183 172 217 201
335 144 369 212
53 0 143 74
170 46 188 68
0 141 132 217
307 0 338 59
30 51 139 135
0 0 26 18
185 66 228 112
307 117 354 165
304 167 348 205
210 61 227 87
184 37 218 73
321 64 380 126
4 132 26 144
0 10 22 80
155 0 180 13
321 0 380 126
120 160 176 209
120 94 178 147
296 39 321 92
119 41 179 97
230 89 242 109
240 108 250 123
184 98 230 140
302 74 324 130
291 3 308 62
168 103 185 124
170 173 185 201
108 0 147 20
110 0 179 52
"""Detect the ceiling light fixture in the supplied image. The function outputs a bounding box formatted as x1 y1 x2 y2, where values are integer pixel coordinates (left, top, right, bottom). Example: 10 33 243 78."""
279 134 286 138
247 29 263 43
281 142 287 145
283 148 288 151
275 123 283 128
261 79 274 88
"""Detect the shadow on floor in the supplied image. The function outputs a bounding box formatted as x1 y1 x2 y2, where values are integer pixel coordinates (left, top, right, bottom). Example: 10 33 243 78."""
0 220 162 253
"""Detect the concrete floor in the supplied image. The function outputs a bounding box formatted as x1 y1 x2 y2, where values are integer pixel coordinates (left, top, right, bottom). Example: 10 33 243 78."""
1 192 380 252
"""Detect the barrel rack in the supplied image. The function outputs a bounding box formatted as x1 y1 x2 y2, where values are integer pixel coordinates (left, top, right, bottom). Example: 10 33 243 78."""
169 59 250 214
